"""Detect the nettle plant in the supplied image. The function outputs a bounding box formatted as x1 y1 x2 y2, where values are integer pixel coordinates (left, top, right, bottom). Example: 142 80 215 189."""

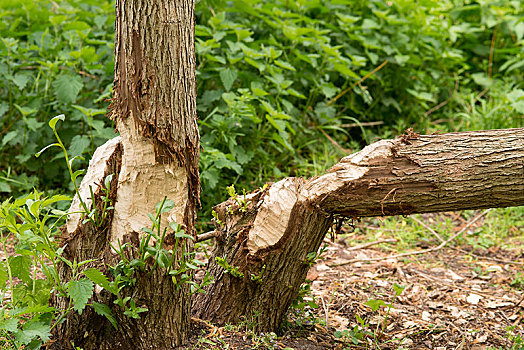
0 116 208 349
1 0 523 225
195 0 524 219
0 0 115 196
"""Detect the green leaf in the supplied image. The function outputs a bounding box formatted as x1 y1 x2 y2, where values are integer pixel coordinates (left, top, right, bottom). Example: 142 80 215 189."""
356 314 365 326
67 278 94 314
365 299 387 311
274 59 296 71
12 73 30 90
272 132 294 152
146 214 158 228
27 198 41 217
17 320 51 345
2 130 19 147
308 301 319 308
219 68 238 91
0 317 19 333
84 268 112 292
156 198 175 213
42 194 71 207
471 73 493 88
14 104 37 117
168 222 180 232
69 155 85 169
9 255 32 284
53 74 83 104
12 284 27 304
0 101 8 117
13 304 55 316
0 262 8 288
201 168 219 189
49 114 65 130
333 63 359 79
362 18 379 29
199 90 223 109
24 118 44 131
393 283 405 296
406 89 435 102
104 174 113 189
93 302 117 329
0 181 11 193
35 143 60 157
68 135 91 157
174 230 194 240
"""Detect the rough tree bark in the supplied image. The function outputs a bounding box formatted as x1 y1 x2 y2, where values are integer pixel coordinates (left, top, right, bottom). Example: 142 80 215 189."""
193 128 524 331
50 0 524 345
51 0 198 348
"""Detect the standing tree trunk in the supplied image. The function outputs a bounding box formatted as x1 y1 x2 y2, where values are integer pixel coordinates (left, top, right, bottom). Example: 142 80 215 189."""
193 128 524 331
51 0 199 349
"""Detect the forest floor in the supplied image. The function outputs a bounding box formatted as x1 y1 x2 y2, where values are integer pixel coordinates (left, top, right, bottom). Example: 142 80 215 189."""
187 211 523 350
2 210 521 349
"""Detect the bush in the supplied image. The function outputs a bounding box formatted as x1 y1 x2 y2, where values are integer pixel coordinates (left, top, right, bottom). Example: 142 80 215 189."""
1 0 523 220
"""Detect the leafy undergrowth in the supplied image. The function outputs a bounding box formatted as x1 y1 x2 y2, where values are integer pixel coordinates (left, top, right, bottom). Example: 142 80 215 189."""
2 0 523 224
184 209 523 350
0 205 521 349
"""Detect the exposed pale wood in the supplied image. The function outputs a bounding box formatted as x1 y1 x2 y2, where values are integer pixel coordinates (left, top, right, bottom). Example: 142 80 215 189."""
193 180 333 330
67 136 121 233
194 128 524 331
196 230 217 243
110 0 200 245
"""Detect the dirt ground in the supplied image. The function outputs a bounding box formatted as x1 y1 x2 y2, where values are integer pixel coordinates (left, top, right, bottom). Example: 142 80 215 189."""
2 211 522 349
187 212 523 350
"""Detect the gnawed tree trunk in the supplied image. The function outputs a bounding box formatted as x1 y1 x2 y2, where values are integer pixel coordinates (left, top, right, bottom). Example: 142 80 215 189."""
51 0 198 348
193 128 524 331
49 0 523 343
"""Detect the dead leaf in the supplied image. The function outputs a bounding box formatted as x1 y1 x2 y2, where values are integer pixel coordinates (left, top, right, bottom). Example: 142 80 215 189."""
484 300 513 309
467 293 483 304
422 311 431 321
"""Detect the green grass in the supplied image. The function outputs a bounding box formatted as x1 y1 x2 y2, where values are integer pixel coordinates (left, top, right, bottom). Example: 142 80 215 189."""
344 206 523 253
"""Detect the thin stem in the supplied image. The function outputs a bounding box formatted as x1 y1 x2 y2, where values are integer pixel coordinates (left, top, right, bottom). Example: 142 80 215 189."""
50 303 73 331
53 128 91 218
1 238 14 305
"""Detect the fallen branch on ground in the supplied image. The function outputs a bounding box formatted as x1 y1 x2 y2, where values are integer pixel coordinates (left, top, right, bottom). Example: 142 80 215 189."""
196 230 217 243
344 238 398 251
410 216 445 243
330 209 490 267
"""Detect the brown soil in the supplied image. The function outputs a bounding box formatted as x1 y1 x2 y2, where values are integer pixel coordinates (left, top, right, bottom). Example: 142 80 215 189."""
185 213 523 350
2 212 522 349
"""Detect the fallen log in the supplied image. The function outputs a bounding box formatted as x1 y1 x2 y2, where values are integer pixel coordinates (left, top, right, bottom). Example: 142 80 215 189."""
63 128 523 334
193 128 524 330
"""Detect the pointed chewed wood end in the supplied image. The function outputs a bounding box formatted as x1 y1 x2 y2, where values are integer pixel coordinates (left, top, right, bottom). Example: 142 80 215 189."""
197 128 524 331
66 136 122 234
218 139 394 257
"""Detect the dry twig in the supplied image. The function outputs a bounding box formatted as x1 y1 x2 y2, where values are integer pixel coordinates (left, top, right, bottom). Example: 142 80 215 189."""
410 216 445 243
317 126 350 154
327 59 389 107
336 121 384 128
196 230 217 243
450 247 524 266
345 238 397 251
330 209 491 267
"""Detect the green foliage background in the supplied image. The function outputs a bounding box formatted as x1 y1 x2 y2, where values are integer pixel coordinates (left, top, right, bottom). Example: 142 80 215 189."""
1 0 523 220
